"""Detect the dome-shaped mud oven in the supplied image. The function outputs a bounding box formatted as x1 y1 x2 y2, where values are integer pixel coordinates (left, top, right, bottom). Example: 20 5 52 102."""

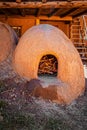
13 24 85 104
0 22 18 63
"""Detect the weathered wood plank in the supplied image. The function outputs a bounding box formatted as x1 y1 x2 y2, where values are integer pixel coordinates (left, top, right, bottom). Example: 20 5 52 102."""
0 1 87 9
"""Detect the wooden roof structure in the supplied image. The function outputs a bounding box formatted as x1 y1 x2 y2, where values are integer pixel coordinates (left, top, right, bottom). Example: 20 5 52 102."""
0 0 87 20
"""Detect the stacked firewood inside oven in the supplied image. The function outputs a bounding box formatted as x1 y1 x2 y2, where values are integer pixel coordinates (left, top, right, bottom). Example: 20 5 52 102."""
38 55 58 75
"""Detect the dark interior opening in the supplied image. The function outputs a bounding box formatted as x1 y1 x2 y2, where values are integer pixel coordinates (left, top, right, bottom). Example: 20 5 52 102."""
38 54 58 77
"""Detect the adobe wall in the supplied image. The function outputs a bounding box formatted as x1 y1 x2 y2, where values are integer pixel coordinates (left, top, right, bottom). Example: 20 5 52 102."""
0 17 35 35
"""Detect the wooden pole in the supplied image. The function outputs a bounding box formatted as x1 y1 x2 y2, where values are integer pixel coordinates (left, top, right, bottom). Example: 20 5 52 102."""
36 18 40 25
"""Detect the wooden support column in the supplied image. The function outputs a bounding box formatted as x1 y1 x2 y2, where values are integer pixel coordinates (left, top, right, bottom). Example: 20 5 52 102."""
16 0 21 3
36 18 40 25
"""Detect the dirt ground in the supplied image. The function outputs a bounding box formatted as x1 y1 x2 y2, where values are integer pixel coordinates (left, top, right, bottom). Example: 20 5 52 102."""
0 57 87 130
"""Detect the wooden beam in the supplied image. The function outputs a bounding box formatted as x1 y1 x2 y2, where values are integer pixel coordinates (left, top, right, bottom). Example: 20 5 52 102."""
39 16 72 21
48 8 59 17
0 1 87 9
0 15 72 21
16 0 21 3
35 8 42 17
73 9 87 18
60 8 78 17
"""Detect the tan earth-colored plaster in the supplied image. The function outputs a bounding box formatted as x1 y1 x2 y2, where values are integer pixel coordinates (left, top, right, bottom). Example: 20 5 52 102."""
13 24 85 104
0 22 18 63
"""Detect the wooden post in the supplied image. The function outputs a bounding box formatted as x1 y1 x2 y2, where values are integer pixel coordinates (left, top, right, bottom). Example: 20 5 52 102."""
36 18 40 25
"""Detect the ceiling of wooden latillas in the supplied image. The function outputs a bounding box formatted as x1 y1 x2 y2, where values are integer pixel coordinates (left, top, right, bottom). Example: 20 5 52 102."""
0 0 86 18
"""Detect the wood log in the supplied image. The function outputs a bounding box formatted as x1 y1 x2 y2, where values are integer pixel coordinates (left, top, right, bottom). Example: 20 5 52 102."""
38 56 57 74
0 1 87 9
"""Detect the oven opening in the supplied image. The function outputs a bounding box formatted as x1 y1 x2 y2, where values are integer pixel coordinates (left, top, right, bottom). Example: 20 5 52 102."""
38 54 58 77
